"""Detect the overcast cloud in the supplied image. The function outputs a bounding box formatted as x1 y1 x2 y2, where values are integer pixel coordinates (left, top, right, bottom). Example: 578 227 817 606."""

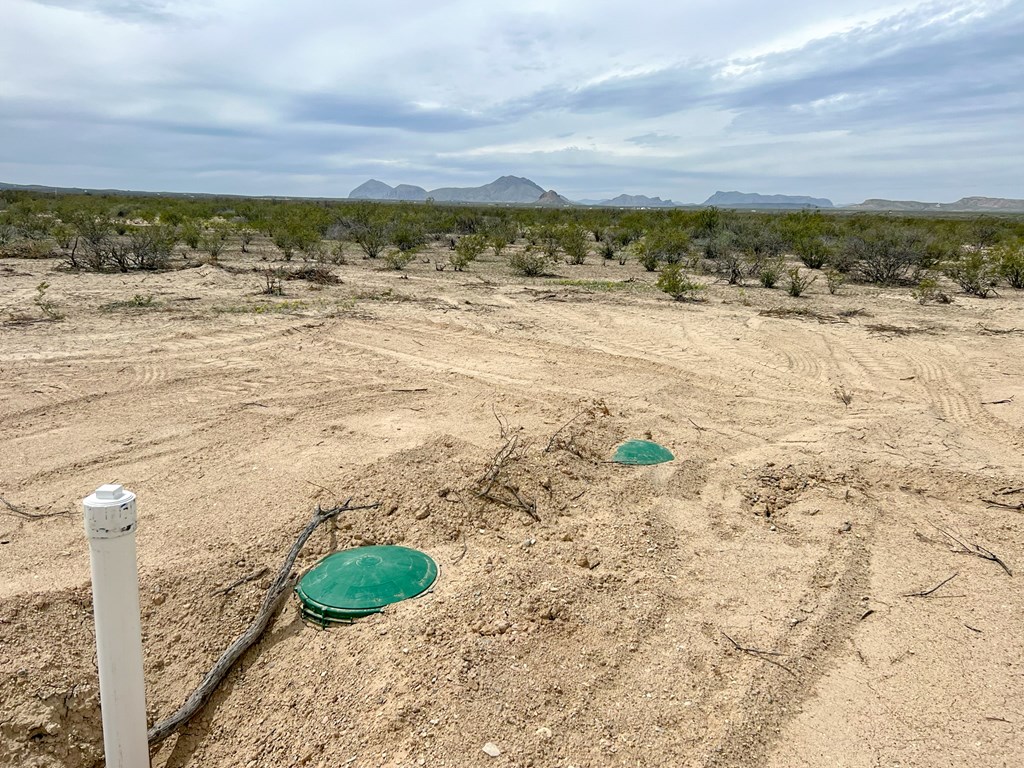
1 0 1021 203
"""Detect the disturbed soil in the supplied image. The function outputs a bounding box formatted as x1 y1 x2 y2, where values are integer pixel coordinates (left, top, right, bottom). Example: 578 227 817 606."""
1 243 1023 768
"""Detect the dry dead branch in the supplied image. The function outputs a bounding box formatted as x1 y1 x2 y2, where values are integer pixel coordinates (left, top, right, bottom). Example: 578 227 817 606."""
903 572 959 598
983 498 1024 511
721 632 796 677
933 525 1012 577
148 498 379 747
213 567 269 596
0 495 70 520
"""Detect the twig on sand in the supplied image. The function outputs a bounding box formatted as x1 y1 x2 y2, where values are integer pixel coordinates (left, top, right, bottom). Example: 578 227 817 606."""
545 409 589 453
981 396 1014 405
148 498 379 747
687 417 708 435
933 525 1012 577
0 495 70 520
213 567 269 596
983 498 1024 511
721 632 796 677
903 572 958 598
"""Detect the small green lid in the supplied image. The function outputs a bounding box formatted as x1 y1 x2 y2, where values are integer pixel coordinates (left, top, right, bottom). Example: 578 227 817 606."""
612 439 674 465
296 546 438 625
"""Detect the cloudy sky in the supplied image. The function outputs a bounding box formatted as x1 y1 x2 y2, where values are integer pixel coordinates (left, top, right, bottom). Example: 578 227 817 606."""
1 0 1021 203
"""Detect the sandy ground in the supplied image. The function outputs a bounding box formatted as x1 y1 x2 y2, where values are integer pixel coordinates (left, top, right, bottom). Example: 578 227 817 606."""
1 243 1023 768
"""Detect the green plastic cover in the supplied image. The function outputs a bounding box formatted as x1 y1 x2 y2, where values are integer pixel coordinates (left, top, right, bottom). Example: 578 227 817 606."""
612 439 674 466
296 545 438 625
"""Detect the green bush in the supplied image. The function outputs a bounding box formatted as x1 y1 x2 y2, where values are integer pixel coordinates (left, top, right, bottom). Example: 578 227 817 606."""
656 264 706 301
508 245 549 276
786 267 816 297
450 234 487 271
793 235 832 269
840 225 927 284
995 240 1024 289
560 224 590 265
912 275 952 304
943 251 998 297
382 249 415 271
758 257 785 288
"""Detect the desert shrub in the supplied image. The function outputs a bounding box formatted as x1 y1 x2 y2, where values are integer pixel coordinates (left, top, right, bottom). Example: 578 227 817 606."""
488 225 515 259
824 268 845 295
34 281 63 320
52 223 76 251
201 225 230 261
261 266 285 295
646 226 691 265
1 239 57 259
694 206 722 238
786 267 816 297
758 257 785 288
703 232 743 284
450 234 487 271
560 224 589 265
508 245 549 276
239 227 256 253
656 264 706 301
383 249 415 270
633 240 660 272
180 220 202 250
286 264 340 284
840 225 927 284
943 252 998 297
352 219 389 259
793 235 832 269
995 240 1024 289
126 224 177 270
734 220 784 274
70 213 114 270
390 219 426 253
533 225 562 260
913 275 953 304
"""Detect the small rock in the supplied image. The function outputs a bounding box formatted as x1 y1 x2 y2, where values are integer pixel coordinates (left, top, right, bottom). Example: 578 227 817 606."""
482 742 501 757
780 477 799 491
152 593 166 606
839 521 852 533
495 619 511 634
540 477 552 491
414 508 431 520
386 503 399 516
438 488 450 498
575 555 590 568
560 532 573 542
535 726 553 739
521 538 535 549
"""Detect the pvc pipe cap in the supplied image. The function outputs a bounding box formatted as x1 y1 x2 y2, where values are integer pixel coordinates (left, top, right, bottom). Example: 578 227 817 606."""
84 484 137 539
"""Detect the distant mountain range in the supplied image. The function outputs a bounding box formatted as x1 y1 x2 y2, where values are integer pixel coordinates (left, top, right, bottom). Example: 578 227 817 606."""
350 175 548 204
846 196 1024 213
702 191 834 209
3 178 1021 212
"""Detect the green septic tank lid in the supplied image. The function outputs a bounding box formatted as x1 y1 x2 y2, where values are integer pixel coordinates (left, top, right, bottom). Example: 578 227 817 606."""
296 545 438 625
612 439 675 466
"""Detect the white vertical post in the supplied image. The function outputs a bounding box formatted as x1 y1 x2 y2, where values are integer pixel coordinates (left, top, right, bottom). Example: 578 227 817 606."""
84 483 149 768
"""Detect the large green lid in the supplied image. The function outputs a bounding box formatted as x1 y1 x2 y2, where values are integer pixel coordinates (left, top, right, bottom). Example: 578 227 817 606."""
612 439 674 466
296 546 438 625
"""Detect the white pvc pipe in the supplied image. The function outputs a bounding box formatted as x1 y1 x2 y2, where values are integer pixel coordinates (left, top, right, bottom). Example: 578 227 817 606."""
84 483 150 768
